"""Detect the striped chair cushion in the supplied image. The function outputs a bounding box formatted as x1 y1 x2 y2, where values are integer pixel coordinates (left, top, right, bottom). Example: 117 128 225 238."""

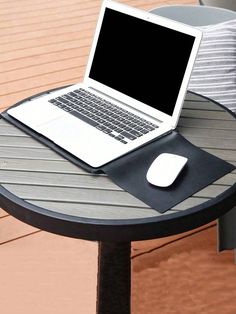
188 19 236 113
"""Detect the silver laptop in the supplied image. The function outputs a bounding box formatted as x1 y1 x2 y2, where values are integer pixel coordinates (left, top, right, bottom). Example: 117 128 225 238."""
7 0 202 168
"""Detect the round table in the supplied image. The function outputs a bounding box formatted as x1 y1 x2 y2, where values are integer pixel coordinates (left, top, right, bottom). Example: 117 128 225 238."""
0 89 235 314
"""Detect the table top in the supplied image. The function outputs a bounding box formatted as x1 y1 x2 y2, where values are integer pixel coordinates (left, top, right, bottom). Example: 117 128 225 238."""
0 91 235 242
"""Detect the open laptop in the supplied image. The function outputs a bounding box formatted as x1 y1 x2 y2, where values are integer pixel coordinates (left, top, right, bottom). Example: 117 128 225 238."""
7 0 202 168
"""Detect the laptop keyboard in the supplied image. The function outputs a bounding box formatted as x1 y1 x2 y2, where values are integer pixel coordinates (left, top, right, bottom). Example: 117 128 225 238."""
48 88 158 144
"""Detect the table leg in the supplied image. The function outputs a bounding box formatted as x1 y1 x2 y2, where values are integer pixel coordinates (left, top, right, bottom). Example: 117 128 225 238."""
96 242 131 314
217 206 236 254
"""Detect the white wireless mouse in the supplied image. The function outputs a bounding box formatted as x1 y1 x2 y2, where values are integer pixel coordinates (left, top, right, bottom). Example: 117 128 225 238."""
146 153 188 187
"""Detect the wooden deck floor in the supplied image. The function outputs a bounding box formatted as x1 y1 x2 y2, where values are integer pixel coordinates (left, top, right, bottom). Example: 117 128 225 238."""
2 1 236 314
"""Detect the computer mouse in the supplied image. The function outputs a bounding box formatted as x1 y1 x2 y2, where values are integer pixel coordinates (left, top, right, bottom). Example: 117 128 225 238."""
146 153 188 187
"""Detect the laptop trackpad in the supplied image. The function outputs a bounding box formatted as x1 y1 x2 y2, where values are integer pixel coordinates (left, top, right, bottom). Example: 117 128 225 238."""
8 101 65 128
37 113 114 156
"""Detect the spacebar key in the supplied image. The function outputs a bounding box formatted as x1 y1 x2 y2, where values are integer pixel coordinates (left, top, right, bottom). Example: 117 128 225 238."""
120 131 136 140
71 110 98 127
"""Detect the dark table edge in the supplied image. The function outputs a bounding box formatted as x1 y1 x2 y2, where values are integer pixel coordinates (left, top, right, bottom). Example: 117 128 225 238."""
0 183 235 242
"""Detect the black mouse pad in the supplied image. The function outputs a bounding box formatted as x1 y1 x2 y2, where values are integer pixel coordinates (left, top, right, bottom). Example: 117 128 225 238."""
1 110 235 213
102 131 235 213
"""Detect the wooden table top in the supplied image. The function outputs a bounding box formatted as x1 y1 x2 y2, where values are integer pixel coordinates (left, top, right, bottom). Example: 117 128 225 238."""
0 91 235 242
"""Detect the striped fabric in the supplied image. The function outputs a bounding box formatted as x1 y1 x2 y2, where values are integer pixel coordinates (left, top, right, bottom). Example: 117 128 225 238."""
188 19 236 113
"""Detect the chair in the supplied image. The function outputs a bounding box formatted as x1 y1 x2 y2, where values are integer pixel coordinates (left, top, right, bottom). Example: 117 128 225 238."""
150 5 236 26
149 4 236 260
199 0 236 11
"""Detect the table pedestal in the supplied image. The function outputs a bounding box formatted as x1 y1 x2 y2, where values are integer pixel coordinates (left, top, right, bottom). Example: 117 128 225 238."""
96 242 131 314
217 206 236 263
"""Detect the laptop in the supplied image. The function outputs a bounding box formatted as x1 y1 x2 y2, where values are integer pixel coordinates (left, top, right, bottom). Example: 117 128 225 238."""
7 0 202 168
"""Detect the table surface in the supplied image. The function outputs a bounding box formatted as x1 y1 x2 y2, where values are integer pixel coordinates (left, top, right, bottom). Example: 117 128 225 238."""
0 91 235 242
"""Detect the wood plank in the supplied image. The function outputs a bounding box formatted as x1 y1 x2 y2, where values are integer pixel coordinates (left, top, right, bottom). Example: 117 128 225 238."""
1 22 96 47
181 109 235 121
2 183 149 208
0 7 99 30
0 146 64 160
0 29 94 55
29 198 211 216
0 119 14 127
0 170 119 190
139 0 196 9
0 2 100 26
204 148 236 162
214 173 236 186
179 117 236 130
0 136 51 148
0 125 30 137
0 38 91 65
0 66 85 95
0 0 98 13
0 47 89 73
0 56 89 85
172 197 210 210
185 93 210 102
2 64 86 89
0 215 39 244
0 81 79 110
194 185 229 198
183 101 224 111
0 207 8 218
184 136 236 150
178 126 236 139
0 157 86 174
27 200 173 219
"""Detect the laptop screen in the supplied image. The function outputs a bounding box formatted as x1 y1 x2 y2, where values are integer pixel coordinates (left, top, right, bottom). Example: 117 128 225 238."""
89 8 195 116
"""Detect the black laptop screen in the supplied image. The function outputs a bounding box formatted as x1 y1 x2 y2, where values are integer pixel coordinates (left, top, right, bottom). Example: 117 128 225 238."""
89 8 195 116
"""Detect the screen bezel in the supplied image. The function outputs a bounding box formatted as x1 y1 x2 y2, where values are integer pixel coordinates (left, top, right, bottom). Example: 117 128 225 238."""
84 0 202 127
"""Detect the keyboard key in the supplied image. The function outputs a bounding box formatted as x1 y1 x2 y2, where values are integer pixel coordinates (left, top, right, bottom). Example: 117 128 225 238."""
130 130 142 137
144 125 155 131
140 128 149 134
124 126 133 132
134 126 143 131
68 92 78 98
96 125 107 131
103 128 112 134
58 97 69 104
64 95 74 101
121 131 136 140
114 128 122 133
63 107 73 112
71 110 98 127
